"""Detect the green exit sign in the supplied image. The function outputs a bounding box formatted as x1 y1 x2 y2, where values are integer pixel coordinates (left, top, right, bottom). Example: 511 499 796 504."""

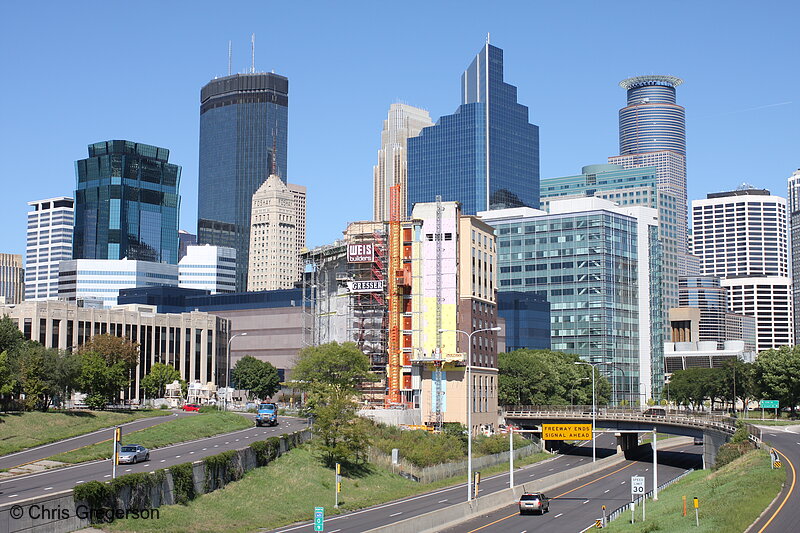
314 507 324 532
760 400 779 409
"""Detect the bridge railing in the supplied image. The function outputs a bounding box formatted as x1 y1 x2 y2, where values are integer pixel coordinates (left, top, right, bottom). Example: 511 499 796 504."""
503 405 737 434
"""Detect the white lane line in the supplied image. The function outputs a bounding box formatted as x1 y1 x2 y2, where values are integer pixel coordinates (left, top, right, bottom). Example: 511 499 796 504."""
438 499 448 503
389 512 402 517
329 530 341 533
76 481 84 484
225 442 230 445
621 481 626 484
175 456 181 459
582 500 589 504
235 439 240 442
214 445 219 448
160 460 166 463
125 469 132 472
143 464 150 467
566 463 571 466
202 448 208 451
44 487 53 490
190 451 195 454
548 468 554 471
529 473 536 477
645 468 649 471
604 489 610 493
104 475 111 478
554 513 563 518
8 494 18 498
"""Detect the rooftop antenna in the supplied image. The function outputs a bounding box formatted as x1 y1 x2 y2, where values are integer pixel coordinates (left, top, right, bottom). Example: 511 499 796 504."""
227 40 232 76
486 32 490 45
251 33 255 73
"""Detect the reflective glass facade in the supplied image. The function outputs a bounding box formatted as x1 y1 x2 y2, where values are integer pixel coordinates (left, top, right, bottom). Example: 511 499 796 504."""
198 73 288 291
407 44 539 215
73 141 181 264
619 76 685 157
497 291 550 351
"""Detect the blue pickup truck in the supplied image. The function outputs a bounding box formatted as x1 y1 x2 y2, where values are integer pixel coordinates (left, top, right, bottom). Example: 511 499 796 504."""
255 402 279 427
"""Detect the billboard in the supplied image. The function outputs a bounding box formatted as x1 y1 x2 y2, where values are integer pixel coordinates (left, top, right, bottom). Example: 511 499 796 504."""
347 243 374 263
347 280 384 293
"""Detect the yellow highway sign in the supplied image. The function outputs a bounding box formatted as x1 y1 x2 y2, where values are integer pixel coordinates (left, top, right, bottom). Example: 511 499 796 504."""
774 461 782 469
542 423 592 440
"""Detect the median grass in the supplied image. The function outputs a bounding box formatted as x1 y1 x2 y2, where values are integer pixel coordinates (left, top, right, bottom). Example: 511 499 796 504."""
602 448 784 532
0 409 170 456
107 444 552 533
47 411 252 463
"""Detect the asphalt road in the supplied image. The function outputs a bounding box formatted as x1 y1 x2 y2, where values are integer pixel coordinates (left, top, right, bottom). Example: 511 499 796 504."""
270 433 623 533
440 440 701 533
0 416 309 504
749 425 800 533
0 411 193 471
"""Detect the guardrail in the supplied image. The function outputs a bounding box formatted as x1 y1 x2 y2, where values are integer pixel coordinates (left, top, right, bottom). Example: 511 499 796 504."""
503 405 738 435
601 468 695 527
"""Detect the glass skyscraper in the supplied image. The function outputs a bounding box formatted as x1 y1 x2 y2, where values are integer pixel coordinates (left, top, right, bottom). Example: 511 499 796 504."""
197 72 289 291
407 43 539 216
73 140 181 264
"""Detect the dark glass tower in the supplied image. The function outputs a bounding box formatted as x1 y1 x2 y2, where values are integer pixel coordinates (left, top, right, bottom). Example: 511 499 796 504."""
197 72 288 291
73 140 181 264
407 44 539 215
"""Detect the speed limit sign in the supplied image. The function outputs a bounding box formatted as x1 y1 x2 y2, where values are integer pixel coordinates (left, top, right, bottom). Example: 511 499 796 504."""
631 476 645 498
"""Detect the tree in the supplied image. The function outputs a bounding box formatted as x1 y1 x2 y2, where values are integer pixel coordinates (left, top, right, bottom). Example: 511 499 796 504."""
498 349 611 406
77 352 132 410
307 384 371 468
13 343 61 411
0 350 16 409
292 342 375 392
755 346 800 417
141 363 182 399
78 335 139 369
231 356 280 400
0 315 24 354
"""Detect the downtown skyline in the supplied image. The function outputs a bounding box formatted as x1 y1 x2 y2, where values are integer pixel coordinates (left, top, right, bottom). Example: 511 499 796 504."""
0 1 797 257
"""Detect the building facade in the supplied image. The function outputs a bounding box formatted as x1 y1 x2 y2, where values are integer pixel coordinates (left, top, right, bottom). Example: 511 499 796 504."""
25 197 74 301
0 254 25 304
197 72 289 291
788 169 800 337
692 188 792 351
178 230 197 261
481 198 664 403
407 43 539 216
373 103 433 221
178 245 236 294
247 174 304 291
58 258 179 307
0 300 228 402
496 291 551 351
73 140 181 264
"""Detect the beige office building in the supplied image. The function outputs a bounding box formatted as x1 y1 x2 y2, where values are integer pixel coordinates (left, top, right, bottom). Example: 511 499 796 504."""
247 175 306 291
0 254 25 304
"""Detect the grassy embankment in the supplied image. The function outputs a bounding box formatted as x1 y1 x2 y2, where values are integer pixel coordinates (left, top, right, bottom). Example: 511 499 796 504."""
107 444 551 533
0 409 171 456
602 448 784 532
48 411 253 463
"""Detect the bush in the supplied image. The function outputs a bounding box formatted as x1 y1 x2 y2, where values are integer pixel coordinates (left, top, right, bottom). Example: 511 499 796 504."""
74 481 112 520
474 434 529 455
199 405 219 413
169 462 195 505
204 449 242 492
159 404 169 409
371 423 465 468
714 441 754 469
250 437 281 467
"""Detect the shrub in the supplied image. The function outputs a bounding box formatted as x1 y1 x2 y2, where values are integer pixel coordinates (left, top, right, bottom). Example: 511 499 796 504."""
474 434 528 456
159 404 169 409
74 481 113 521
199 405 219 413
714 441 754 469
250 437 281 467
110 470 166 510
169 462 195 505
203 449 242 492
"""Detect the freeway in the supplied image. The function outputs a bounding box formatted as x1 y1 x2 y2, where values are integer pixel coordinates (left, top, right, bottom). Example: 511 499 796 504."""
749 424 800 533
270 434 623 533
0 416 309 504
0 411 193 471
440 440 701 532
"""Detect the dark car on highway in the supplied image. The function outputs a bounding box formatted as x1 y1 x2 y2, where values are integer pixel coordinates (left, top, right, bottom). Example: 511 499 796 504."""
518 492 550 515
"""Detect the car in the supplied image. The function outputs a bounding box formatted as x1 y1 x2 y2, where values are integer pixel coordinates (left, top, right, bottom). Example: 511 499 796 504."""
118 444 150 464
182 403 201 412
693 437 704 445
643 407 666 417
518 492 549 515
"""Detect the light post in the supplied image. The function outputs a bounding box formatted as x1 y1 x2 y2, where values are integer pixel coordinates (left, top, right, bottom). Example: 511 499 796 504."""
225 332 248 411
574 361 597 462
439 326 501 502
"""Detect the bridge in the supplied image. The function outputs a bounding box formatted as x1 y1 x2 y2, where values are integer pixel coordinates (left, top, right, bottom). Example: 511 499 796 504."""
503 405 758 466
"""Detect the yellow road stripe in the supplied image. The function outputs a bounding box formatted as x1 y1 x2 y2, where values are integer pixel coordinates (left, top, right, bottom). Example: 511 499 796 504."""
757 446 796 533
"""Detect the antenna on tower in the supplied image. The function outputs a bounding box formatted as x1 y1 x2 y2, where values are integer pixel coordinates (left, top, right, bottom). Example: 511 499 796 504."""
486 32 490 44
227 40 232 76
251 33 255 73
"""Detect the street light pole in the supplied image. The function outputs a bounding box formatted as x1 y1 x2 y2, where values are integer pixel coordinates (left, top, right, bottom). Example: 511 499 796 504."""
574 361 596 462
440 326 501 503
225 332 248 411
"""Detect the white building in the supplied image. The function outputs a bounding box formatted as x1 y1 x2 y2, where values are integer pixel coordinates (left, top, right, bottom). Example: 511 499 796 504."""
373 103 433 221
288 182 307 282
25 197 74 301
178 245 236 294
692 187 793 351
788 169 800 337
247 174 305 291
58 258 178 307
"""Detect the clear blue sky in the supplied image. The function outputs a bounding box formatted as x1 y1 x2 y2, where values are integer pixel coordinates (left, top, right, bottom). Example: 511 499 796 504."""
1 1 797 257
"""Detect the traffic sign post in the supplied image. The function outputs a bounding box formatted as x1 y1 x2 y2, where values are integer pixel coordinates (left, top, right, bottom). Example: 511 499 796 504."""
335 463 341 509
314 507 324 532
112 426 121 479
693 497 699 527
760 400 779 421
631 475 645 522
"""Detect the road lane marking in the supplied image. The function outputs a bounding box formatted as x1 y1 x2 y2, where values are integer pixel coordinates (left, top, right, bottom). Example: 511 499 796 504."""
758 446 796 533
439 499 448 503
44 487 53 490
555 513 563 518
582 500 589 504
190 451 195 454
604 489 610 493
104 475 110 478
125 469 132 472
548 468 553 471
176 456 181 458
202 448 207 451
77 481 84 483
389 512 402 517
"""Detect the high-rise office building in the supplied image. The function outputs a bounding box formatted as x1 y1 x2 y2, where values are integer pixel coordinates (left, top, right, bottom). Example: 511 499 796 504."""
178 230 197 261
481 198 664 402
73 141 181 264
692 188 792 351
247 174 305 291
58 258 178 307
179 245 236 294
0 254 25 304
608 75 687 317
788 169 800 338
197 72 289 291
407 43 539 215
373 103 433 221
288 182 306 281
25 197 74 301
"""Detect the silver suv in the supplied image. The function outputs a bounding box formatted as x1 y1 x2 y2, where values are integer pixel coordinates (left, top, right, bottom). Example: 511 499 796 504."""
518 492 550 515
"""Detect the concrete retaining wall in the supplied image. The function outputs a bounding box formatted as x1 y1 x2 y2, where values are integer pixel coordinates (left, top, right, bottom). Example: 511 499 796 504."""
0 429 311 533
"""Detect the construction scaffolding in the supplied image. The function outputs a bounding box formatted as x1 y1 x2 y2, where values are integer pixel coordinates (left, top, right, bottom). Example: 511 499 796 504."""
386 184 402 406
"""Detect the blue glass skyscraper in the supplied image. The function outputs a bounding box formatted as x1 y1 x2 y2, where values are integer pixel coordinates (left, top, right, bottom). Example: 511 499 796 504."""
197 72 288 291
73 140 181 264
407 43 539 215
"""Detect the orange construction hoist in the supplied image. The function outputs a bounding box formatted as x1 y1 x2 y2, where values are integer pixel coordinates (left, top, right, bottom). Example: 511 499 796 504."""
386 184 402 406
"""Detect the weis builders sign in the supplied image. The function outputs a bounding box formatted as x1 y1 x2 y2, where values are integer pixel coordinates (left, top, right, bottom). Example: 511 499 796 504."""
347 243 374 263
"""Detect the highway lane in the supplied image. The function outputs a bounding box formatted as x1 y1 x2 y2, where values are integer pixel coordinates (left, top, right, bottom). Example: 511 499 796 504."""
270 433 622 533
0 411 194 471
441 440 702 533
0 417 308 504
749 424 800 533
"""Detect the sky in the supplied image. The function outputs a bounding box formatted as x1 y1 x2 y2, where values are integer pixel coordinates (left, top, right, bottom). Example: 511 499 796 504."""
1 1 797 257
